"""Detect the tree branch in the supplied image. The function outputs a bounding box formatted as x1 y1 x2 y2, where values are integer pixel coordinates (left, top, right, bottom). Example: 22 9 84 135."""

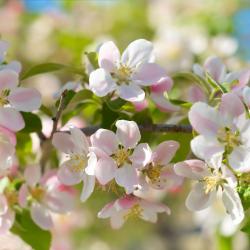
78 124 192 136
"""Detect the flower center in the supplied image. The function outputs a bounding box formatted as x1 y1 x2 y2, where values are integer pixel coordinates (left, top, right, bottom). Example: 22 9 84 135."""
202 173 225 194
69 153 88 173
30 187 45 202
0 89 10 107
218 127 240 152
113 64 133 85
113 148 130 167
124 204 143 221
144 164 162 183
5 191 18 206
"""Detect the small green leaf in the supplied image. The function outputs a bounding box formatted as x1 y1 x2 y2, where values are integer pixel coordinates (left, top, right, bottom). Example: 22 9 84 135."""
11 210 52 250
40 105 53 117
21 112 42 133
105 98 126 111
169 99 192 108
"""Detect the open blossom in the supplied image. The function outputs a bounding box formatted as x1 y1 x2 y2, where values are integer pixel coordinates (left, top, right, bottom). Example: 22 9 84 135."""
89 39 166 102
98 195 170 229
0 126 16 174
52 127 97 202
90 120 146 194
174 156 244 224
18 165 75 230
137 140 180 189
189 92 250 172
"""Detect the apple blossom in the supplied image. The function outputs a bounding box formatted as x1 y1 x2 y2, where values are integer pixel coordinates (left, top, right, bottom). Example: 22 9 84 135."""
18 165 75 230
90 120 145 194
89 39 166 102
189 92 250 172
52 127 97 202
97 195 170 229
174 157 244 224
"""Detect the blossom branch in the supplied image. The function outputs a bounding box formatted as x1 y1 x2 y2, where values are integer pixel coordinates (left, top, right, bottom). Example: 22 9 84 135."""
78 124 192 136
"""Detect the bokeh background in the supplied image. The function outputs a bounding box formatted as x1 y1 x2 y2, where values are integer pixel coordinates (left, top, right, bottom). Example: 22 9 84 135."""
0 0 250 249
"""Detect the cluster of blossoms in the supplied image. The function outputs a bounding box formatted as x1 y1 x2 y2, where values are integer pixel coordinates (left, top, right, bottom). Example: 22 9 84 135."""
0 37 250 249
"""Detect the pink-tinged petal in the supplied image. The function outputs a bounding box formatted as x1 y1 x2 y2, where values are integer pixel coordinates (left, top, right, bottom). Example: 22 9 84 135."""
98 41 120 72
90 129 118 155
110 211 126 229
115 164 138 194
0 126 16 145
0 195 8 215
3 61 22 74
150 76 173 94
152 140 179 165
115 195 138 210
0 209 15 234
130 143 152 169
69 127 89 155
95 157 116 185
45 189 75 213
204 56 226 82
89 146 110 159
185 183 215 211
188 85 207 103
31 202 53 230
219 93 244 123
117 84 145 102
85 152 97 176
0 41 8 63
188 102 221 136
151 93 180 112
140 200 171 215
52 132 75 154
115 120 141 149
0 69 18 91
89 68 116 97
8 87 41 112
133 99 148 112
58 161 82 185
98 201 116 218
18 184 29 208
228 146 250 172
80 174 95 202
141 209 157 223
174 160 209 180
222 186 244 224
191 135 224 161
24 165 41 187
133 63 166 86
242 86 250 107
121 39 153 68
0 107 24 132
238 69 250 88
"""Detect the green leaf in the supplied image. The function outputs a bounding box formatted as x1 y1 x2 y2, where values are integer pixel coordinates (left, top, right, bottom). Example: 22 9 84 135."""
11 210 52 250
105 98 127 111
21 63 85 80
206 73 227 93
216 231 233 250
40 105 53 117
85 52 99 69
169 99 192 108
21 112 42 133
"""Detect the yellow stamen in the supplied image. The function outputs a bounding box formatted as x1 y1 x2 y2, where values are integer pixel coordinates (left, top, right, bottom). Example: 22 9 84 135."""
69 153 87 173
0 89 10 106
30 187 45 202
124 204 143 220
113 148 130 167
145 165 162 183
202 173 225 194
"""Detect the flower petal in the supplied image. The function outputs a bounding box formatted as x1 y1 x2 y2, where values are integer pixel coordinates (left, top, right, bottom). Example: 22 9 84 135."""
80 174 95 202
0 69 18 91
58 161 82 185
95 157 116 185
85 152 97 176
116 120 141 149
185 183 215 211
18 184 29 208
0 107 24 132
117 84 145 102
152 140 179 165
228 146 250 172
97 201 116 218
133 63 166 86
8 87 41 112
31 202 53 230
204 56 226 82
121 39 153 68
24 165 41 187
115 164 138 194
188 102 221 136
222 185 244 224
0 209 15 234
89 68 116 97
90 129 118 155
98 41 120 72
130 143 152 169
52 132 75 154
151 93 180 112
0 195 8 215
69 127 89 155
150 76 173 94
